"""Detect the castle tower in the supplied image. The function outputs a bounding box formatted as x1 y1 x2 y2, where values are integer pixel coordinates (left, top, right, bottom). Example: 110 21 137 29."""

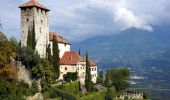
19 0 50 58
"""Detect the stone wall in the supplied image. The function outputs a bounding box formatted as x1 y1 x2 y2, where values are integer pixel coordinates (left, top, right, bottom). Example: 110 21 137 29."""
17 61 33 86
119 89 144 100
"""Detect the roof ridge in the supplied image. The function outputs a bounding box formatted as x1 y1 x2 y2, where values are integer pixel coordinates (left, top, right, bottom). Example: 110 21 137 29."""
19 0 49 11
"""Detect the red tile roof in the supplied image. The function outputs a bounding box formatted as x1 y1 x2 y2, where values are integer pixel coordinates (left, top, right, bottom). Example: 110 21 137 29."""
89 59 97 66
60 51 85 65
19 0 49 11
49 32 70 45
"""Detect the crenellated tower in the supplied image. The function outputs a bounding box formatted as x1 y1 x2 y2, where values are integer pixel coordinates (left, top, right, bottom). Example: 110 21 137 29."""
19 0 50 58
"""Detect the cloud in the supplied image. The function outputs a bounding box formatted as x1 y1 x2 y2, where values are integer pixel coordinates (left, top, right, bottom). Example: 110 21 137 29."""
0 0 170 41
89 0 153 31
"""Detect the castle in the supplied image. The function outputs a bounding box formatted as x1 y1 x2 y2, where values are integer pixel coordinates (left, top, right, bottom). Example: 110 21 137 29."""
19 0 97 84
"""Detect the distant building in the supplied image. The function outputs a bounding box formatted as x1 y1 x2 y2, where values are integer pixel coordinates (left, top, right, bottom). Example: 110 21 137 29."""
19 0 97 84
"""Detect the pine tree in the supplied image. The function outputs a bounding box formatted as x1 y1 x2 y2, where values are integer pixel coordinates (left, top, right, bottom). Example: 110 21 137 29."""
85 52 93 92
52 37 60 79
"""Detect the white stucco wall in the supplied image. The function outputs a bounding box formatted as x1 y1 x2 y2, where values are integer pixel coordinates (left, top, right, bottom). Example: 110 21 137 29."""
49 41 70 58
21 7 49 58
59 62 86 84
90 66 97 83
58 43 70 58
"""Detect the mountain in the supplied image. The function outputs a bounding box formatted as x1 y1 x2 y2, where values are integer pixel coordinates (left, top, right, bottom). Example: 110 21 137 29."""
72 25 170 68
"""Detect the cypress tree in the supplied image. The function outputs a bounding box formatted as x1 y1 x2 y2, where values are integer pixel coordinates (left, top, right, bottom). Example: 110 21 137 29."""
32 21 36 50
27 22 36 51
27 27 32 48
46 44 53 63
52 37 60 79
85 52 93 92
78 48 81 55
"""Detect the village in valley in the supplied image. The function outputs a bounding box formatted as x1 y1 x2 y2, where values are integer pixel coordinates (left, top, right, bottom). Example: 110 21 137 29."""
0 0 150 100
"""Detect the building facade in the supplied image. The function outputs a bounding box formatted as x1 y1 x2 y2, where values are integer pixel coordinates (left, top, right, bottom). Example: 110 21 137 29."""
19 0 49 58
49 32 71 58
59 51 97 84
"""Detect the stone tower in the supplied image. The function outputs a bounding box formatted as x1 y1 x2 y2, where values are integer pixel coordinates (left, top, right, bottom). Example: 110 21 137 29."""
19 0 50 58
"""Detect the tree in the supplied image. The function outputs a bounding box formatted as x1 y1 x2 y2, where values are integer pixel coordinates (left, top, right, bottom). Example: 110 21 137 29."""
19 47 40 70
31 59 54 81
31 59 54 92
78 48 81 55
97 70 105 86
105 69 111 87
27 22 36 51
52 37 60 79
109 68 130 92
105 88 115 100
46 44 53 63
85 52 94 92
0 32 18 80
143 91 150 99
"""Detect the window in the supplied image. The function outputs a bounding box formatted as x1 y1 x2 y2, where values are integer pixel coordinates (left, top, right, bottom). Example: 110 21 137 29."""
29 7 32 10
65 67 67 70
27 19 29 22
40 27 41 33
69 57 72 61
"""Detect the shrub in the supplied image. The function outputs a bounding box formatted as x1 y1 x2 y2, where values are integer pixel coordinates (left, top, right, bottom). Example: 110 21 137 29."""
105 87 115 100
54 88 78 100
61 81 79 94
43 86 78 100
63 72 78 82
80 89 107 100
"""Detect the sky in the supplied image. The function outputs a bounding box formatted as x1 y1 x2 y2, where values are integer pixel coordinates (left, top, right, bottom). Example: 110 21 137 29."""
0 0 170 42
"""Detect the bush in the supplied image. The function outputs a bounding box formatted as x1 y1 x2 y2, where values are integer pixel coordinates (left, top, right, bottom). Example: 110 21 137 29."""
54 88 78 100
29 80 39 95
43 88 59 99
0 77 29 100
105 87 115 100
61 81 79 94
44 87 78 100
64 72 78 82
19 47 40 70
80 89 107 100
